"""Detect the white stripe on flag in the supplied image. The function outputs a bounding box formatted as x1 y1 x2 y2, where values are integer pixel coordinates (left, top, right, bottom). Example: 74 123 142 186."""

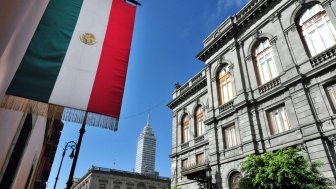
49 0 113 110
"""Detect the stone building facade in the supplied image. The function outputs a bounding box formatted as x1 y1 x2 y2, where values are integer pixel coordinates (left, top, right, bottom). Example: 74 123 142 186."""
167 0 336 188
72 166 170 189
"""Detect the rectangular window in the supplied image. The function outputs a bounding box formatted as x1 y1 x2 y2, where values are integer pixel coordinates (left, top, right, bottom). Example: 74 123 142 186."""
268 106 290 135
326 83 336 112
196 153 204 165
224 125 238 149
182 159 188 169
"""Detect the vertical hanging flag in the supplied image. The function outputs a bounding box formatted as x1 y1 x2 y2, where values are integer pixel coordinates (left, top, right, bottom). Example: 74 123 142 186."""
0 0 137 130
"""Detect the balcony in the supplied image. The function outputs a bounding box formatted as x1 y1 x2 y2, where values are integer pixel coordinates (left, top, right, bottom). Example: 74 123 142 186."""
258 77 281 94
218 100 234 114
181 159 210 176
195 135 204 143
181 142 189 149
310 45 336 68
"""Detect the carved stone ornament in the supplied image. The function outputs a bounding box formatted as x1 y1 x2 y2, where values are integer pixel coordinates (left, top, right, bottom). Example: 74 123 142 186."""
245 55 252 62
300 143 308 152
322 0 332 9
270 12 280 23
269 36 278 45
296 130 303 139
253 30 262 39
284 24 297 34
296 0 305 6
228 64 234 70
328 135 336 146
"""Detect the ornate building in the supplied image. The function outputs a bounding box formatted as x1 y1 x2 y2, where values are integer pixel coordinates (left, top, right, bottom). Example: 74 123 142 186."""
168 0 336 188
135 114 158 176
72 166 170 189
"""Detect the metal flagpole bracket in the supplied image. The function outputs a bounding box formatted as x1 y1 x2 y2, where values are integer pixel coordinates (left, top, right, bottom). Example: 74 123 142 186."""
124 0 141 6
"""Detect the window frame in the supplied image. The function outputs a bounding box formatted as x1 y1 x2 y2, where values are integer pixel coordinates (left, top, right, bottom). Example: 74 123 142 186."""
196 153 204 165
223 125 238 149
253 39 278 85
181 115 190 144
298 4 336 57
267 105 291 135
194 106 204 137
181 158 188 169
217 67 234 105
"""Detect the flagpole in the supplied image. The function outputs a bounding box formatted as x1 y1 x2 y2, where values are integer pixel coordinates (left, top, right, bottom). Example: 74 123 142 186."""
65 111 88 189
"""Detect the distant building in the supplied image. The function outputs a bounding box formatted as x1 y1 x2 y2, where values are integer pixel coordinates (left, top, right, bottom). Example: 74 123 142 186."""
135 114 158 176
73 115 169 189
72 166 170 189
168 0 336 188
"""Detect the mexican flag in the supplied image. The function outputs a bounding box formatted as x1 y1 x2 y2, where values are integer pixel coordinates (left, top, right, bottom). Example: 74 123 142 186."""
1 0 137 130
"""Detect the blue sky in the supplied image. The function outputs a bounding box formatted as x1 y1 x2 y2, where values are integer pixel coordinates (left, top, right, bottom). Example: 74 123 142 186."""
46 0 249 188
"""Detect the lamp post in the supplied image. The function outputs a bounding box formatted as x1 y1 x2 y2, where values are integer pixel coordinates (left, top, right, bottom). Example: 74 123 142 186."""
205 169 216 189
53 141 77 189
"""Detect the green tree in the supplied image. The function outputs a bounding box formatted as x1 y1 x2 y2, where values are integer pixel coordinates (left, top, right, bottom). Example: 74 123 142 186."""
239 147 331 189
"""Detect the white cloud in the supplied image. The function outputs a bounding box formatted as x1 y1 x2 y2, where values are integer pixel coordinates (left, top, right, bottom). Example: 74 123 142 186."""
202 0 249 35
215 0 249 19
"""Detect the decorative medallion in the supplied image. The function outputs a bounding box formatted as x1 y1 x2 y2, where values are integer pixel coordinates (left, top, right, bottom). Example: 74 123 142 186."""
79 33 97 45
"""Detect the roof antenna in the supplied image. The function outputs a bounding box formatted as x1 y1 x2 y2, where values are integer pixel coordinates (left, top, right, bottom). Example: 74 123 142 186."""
147 112 150 126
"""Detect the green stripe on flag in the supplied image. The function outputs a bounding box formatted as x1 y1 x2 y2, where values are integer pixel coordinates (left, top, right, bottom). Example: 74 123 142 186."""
7 0 84 102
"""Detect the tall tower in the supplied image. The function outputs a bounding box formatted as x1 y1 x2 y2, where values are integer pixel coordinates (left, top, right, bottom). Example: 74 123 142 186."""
135 113 157 175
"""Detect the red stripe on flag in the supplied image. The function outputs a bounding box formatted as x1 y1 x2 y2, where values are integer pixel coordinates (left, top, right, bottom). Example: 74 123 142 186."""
87 0 136 118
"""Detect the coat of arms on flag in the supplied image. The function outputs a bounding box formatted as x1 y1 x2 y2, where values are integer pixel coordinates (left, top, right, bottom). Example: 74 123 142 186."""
0 0 137 130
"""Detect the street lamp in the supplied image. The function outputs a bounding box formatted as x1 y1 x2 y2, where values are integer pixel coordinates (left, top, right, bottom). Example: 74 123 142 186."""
205 169 216 189
53 141 77 189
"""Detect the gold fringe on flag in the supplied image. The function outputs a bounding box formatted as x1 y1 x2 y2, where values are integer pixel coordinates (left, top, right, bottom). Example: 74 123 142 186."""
61 108 118 131
0 95 63 119
0 95 118 131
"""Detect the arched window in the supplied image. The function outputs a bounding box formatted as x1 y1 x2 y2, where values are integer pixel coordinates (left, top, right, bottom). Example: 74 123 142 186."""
217 66 234 105
254 39 278 84
229 172 242 189
298 4 336 56
181 114 189 143
194 105 204 137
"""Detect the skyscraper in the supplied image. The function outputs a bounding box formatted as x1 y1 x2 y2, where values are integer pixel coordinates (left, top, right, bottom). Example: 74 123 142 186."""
135 114 157 176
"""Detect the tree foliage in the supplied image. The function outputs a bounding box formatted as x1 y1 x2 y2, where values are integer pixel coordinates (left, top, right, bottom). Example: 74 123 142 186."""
239 147 331 189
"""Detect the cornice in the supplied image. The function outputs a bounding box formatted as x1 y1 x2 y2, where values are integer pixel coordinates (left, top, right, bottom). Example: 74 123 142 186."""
167 77 207 109
197 0 284 62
